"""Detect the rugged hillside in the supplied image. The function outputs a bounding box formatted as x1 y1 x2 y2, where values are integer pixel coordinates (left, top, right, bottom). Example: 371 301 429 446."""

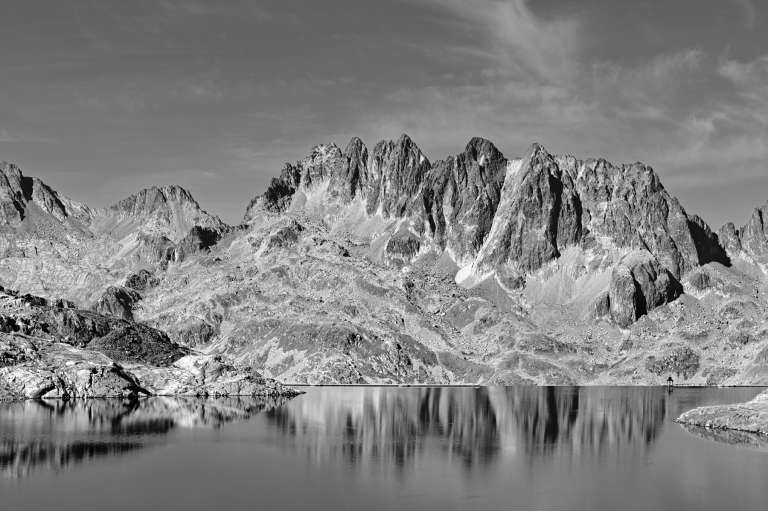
2 136 768 386
0 286 296 400
0 162 228 303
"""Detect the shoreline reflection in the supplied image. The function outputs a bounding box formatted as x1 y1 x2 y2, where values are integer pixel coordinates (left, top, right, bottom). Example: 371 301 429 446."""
0 396 289 479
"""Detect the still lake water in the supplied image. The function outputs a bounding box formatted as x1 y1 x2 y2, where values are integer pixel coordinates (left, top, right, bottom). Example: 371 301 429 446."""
1 386 767 511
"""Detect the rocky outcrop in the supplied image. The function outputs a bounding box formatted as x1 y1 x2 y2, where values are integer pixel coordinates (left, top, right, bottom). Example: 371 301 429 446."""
125 269 159 291
246 164 302 216
1 162 92 227
475 145 729 280
86 323 188 366
408 137 507 261
1 286 187 365
0 333 146 399
364 134 430 217
0 286 298 400
170 225 224 262
130 354 298 397
1 161 93 234
677 390 768 435
719 202 768 265
92 285 141 320
474 143 581 273
606 252 683 327
0 333 298 400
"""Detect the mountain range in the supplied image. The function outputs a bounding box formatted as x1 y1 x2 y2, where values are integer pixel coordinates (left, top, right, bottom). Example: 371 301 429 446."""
2 135 768 393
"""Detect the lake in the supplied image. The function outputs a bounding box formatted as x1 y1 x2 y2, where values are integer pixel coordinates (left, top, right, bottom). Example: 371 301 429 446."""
1 387 767 511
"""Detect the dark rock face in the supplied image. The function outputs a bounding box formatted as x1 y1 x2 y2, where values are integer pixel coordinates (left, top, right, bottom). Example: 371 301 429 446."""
92 286 142 321
125 269 159 291
687 215 730 266
410 138 507 260
1 162 91 228
86 324 188 367
246 165 302 216
170 225 224 262
741 203 768 257
1 288 187 366
719 202 768 263
687 269 712 291
331 136 369 201
258 219 304 252
475 144 720 279
475 144 582 271
244 137 727 285
243 134 430 221
384 230 421 267
608 253 683 328
365 134 430 217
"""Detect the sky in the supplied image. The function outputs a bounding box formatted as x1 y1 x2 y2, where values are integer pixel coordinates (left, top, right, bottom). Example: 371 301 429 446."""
1 0 766 227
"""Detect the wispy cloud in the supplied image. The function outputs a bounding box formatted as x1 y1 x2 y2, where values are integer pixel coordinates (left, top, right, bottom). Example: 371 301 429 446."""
419 0 581 82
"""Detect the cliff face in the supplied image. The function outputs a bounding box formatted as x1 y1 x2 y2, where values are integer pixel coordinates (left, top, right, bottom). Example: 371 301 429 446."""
242 136 728 326
719 202 768 267
1 162 92 230
245 138 726 276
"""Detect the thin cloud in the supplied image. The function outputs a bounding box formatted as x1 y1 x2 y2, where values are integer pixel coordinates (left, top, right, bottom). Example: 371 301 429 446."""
420 0 581 82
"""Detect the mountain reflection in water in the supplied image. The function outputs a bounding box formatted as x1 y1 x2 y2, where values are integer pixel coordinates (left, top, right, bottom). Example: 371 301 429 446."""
3 386 760 483
265 386 667 469
0 396 290 479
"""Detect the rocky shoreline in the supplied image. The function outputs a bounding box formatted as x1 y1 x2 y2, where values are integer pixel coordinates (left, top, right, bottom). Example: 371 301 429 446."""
676 390 768 436
0 287 300 401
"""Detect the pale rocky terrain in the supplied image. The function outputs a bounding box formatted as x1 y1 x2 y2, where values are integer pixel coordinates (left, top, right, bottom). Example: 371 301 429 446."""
2 136 768 398
677 389 768 436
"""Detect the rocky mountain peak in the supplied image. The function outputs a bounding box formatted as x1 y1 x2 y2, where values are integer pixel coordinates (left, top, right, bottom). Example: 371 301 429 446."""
463 137 503 166
719 201 768 265
108 185 198 215
366 134 430 217
95 184 227 243
1 161 23 180
243 135 728 287
0 160 88 227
